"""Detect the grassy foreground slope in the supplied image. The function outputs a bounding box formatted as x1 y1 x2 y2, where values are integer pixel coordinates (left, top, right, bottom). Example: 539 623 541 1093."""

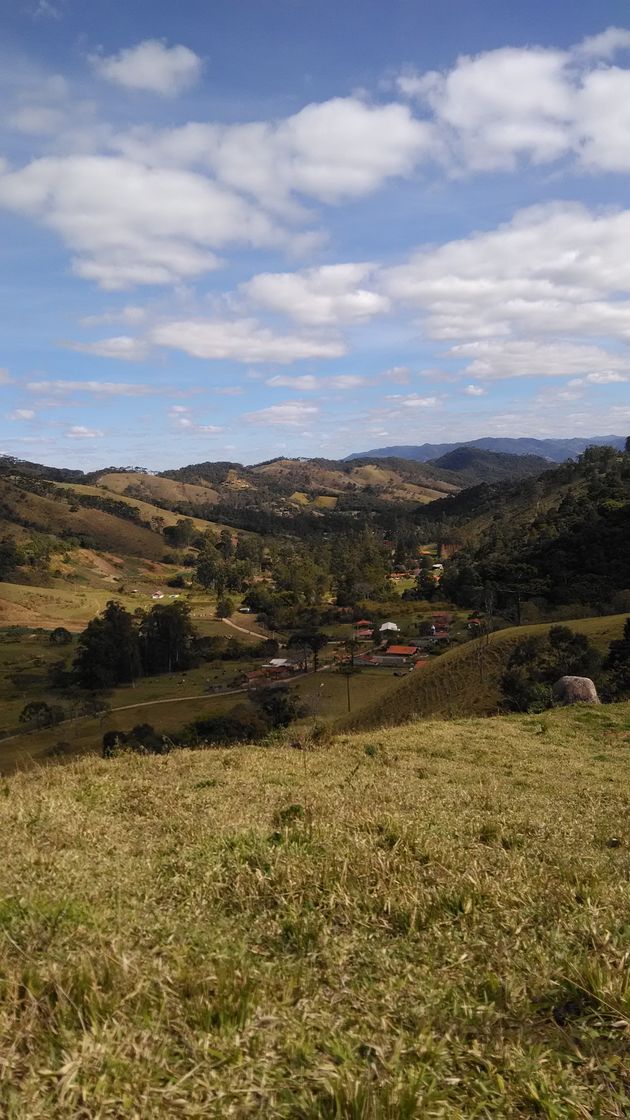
347 614 628 731
2 704 630 1118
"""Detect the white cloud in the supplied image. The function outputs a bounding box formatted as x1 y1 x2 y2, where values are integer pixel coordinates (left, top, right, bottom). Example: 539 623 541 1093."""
80 305 147 327
243 263 389 325
382 202 630 348
0 156 285 289
243 400 320 426
394 31 630 176
464 384 486 396
329 374 367 390
411 47 572 171
27 1 65 21
9 409 36 420
152 318 345 362
26 379 161 397
171 412 222 434
382 365 411 384
451 340 630 381
575 27 630 59
65 336 149 361
9 105 65 135
66 425 104 439
112 96 433 206
92 40 203 96
266 374 319 391
568 371 629 387
574 68 630 172
400 395 439 408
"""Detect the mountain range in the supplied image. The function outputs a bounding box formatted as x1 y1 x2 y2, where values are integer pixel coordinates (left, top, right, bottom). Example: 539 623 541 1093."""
344 435 627 463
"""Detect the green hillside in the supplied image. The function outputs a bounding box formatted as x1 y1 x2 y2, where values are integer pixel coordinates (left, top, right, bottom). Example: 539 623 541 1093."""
1 704 629 1117
346 614 628 731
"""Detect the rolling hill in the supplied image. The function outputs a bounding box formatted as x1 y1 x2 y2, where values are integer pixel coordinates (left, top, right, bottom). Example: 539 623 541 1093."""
0 448 554 528
429 446 549 482
345 614 628 731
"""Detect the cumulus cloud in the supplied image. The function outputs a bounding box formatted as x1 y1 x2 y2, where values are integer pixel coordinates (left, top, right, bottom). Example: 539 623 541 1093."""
243 400 320 426
266 374 320 391
242 263 389 326
394 29 630 175
152 318 345 362
0 156 285 289
382 202 630 348
113 98 433 207
328 375 367 390
65 336 149 361
9 105 65 135
575 27 630 59
464 384 486 396
80 305 147 327
567 371 629 388
382 365 411 384
400 395 439 408
91 40 203 96
66 425 103 439
9 409 36 420
26 379 161 397
451 340 630 381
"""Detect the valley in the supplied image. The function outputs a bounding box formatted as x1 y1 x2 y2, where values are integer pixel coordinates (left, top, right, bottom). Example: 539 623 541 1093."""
0 438 628 778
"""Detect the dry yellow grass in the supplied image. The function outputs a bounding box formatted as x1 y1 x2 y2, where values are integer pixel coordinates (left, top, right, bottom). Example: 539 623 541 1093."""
1 703 629 1117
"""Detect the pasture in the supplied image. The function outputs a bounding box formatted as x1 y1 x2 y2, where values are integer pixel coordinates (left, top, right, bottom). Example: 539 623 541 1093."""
1 702 629 1116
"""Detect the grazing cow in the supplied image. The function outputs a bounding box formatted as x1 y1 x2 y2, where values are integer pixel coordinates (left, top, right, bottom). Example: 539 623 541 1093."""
552 676 600 706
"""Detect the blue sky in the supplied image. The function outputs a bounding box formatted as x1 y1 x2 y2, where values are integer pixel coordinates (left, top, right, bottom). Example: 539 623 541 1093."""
2 1 630 468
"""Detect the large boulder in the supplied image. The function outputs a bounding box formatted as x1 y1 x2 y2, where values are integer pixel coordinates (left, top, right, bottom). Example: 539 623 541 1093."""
552 676 600 706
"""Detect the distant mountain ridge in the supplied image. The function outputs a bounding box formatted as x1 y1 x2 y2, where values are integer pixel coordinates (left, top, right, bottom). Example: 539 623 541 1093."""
344 435 626 463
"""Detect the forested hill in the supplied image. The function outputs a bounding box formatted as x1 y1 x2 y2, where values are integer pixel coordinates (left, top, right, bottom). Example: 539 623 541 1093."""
421 443 630 614
429 447 549 482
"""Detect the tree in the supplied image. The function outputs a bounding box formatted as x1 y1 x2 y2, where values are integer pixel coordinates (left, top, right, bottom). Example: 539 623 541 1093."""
252 686 300 728
139 601 197 674
0 536 21 579
501 627 602 712
19 701 65 728
288 630 328 672
196 547 222 590
49 627 73 646
216 596 235 619
74 601 141 689
217 529 234 560
163 518 195 548
604 618 630 699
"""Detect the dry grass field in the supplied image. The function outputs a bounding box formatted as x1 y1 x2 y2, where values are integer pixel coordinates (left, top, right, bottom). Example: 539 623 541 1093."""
1 703 629 1117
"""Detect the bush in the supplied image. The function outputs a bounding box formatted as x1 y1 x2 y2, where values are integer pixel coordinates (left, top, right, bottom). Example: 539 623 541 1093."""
501 627 602 712
49 627 73 646
19 701 65 729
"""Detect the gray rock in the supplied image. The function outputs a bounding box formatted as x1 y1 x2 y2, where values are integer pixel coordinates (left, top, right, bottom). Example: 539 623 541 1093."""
552 676 600 706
